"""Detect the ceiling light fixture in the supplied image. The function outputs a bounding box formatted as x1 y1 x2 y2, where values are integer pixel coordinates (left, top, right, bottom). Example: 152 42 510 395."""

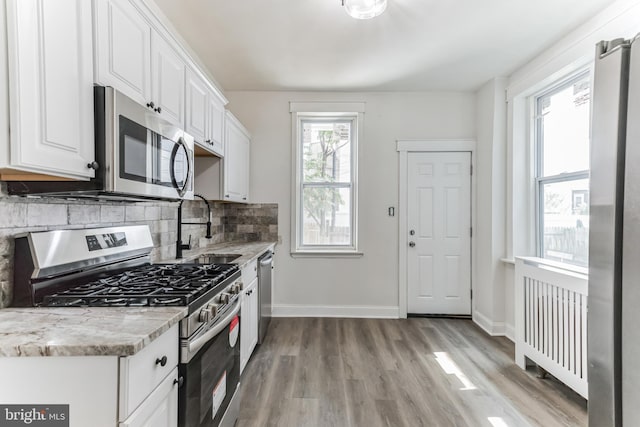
342 0 387 19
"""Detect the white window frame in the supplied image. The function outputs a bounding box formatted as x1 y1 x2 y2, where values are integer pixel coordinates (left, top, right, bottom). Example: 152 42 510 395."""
532 69 591 263
289 102 364 257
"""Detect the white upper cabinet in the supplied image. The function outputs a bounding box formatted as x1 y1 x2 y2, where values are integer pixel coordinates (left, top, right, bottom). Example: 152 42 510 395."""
151 33 185 125
224 112 250 202
207 94 225 156
187 67 226 157
94 0 152 106
95 0 187 127
4 0 95 179
185 68 208 144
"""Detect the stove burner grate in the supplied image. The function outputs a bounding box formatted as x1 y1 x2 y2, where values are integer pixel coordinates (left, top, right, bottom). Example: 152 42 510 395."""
40 263 239 308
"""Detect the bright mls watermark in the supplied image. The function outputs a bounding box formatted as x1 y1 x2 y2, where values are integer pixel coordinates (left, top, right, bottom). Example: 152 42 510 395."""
0 405 68 427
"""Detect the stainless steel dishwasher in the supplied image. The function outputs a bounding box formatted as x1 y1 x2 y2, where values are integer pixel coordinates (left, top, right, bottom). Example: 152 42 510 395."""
257 250 273 344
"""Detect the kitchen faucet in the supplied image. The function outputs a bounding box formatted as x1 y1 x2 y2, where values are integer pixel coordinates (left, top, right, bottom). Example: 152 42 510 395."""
176 194 212 259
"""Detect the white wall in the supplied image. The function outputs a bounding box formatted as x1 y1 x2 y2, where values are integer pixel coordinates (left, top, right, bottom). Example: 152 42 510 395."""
226 91 475 317
503 0 640 338
474 78 508 336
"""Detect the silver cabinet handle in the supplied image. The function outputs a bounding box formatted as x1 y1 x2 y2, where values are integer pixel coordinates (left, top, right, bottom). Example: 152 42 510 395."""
409 241 416 247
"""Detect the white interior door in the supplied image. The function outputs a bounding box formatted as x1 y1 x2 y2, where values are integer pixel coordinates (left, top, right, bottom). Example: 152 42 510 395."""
407 152 471 315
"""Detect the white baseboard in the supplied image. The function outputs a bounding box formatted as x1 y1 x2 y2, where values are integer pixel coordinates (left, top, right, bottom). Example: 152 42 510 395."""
272 304 400 319
473 310 507 337
505 324 515 342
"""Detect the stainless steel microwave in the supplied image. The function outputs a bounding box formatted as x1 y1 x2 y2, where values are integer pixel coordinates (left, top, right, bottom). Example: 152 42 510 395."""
7 86 194 201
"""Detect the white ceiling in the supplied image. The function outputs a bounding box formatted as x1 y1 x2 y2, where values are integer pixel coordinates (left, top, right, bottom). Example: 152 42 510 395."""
152 0 614 92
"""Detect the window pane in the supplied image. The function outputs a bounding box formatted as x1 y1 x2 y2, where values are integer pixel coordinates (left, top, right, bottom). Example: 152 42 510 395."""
541 179 589 267
538 75 590 176
302 186 351 246
302 120 351 183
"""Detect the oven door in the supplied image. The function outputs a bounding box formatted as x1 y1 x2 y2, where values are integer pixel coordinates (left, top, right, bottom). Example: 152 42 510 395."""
179 301 241 427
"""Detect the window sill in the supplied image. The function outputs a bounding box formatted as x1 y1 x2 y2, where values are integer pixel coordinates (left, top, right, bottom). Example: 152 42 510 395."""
514 256 588 277
290 251 364 259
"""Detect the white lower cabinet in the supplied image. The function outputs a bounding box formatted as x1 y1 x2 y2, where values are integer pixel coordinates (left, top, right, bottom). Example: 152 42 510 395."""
0 324 179 427
240 259 259 374
120 367 178 427
0 356 119 426
119 324 179 421
240 277 259 374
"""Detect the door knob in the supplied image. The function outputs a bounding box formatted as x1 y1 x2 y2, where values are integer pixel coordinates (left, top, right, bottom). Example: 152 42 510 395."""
409 241 416 247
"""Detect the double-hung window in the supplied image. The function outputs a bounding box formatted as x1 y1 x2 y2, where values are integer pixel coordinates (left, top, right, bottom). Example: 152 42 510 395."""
534 71 591 267
291 103 362 254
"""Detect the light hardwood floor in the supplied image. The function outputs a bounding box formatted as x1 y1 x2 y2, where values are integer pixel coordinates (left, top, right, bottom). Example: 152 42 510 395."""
238 318 587 427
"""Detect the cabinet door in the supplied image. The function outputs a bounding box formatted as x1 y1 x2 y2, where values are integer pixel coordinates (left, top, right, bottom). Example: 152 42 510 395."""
120 367 178 427
207 94 225 156
240 287 250 374
6 0 95 179
248 278 259 356
151 33 185 126
185 69 208 144
119 324 178 421
94 0 151 106
240 277 258 374
224 113 250 202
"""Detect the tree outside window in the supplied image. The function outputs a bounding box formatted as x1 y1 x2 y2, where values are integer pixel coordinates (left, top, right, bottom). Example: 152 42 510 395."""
300 118 354 247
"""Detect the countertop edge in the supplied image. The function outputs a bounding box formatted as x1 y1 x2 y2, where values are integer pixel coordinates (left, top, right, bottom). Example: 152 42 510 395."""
0 241 276 358
0 307 187 358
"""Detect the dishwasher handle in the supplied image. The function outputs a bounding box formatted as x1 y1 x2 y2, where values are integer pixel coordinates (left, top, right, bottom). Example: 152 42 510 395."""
259 252 273 266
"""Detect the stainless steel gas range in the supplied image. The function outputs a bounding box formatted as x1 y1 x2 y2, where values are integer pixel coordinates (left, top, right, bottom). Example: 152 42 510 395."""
12 225 243 427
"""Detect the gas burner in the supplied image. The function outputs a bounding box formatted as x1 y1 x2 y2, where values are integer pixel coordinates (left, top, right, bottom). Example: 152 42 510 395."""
40 263 240 308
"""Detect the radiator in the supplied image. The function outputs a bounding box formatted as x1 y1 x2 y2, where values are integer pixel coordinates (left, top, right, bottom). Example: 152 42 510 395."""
514 257 588 399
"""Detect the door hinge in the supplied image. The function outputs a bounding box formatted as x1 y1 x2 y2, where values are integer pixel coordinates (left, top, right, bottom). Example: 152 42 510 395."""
470 165 473 175
470 227 473 238
470 289 473 300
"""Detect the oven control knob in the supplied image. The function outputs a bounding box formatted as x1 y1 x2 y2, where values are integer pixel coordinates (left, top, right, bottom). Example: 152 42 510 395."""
237 282 244 291
198 308 210 323
219 293 230 304
207 304 218 318
230 284 240 295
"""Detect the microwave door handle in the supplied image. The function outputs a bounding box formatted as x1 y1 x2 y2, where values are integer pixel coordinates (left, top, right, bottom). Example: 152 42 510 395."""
147 131 156 183
170 137 191 197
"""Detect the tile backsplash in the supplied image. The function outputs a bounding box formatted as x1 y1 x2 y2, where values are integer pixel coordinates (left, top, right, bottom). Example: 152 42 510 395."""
0 183 277 308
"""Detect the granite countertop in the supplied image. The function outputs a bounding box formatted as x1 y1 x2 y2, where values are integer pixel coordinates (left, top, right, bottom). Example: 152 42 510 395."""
0 240 276 358
168 240 277 269
0 306 186 357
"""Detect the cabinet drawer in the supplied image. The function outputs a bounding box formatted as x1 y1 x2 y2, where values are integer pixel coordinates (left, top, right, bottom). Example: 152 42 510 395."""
241 259 258 285
119 324 179 421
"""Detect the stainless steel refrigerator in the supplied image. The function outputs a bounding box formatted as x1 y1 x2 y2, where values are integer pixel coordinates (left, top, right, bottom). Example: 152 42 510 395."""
589 34 640 427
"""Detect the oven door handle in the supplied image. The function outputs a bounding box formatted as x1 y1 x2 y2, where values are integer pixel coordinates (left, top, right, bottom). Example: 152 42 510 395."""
188 300 241 357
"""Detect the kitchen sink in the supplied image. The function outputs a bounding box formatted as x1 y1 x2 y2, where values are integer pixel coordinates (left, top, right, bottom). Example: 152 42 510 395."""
193 253 241 264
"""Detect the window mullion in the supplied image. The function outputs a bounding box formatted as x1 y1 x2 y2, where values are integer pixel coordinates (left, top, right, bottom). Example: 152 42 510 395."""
538 170 589 184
